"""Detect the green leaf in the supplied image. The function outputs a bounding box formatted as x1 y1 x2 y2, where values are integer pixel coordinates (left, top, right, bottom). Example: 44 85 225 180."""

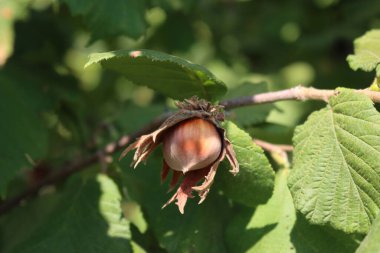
225 82 275 126
0 174 132 253
119 152 231 253
226 169 296 253
226 170 360 253
0 190 60 253
60 0 146 41
288 90 380 233
347 30 380 77
85 49 227 100
218 121 275 207
290 213 360 253
356 215 380 253
0 76 50 194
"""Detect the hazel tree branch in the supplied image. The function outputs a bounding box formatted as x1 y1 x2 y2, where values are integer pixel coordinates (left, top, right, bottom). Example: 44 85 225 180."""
221 85 380 109
0 113 170 215
1 85 380 215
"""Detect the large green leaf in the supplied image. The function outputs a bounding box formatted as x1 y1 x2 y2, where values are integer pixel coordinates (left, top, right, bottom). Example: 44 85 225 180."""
218 121 275 207
225 82 275 126
0 75 50 194
226 170 360 253
347 30 380 77
119 151 231 253
289 90 380 233
290 213 360 253
0 174 132 253
226 169 296 253
85 49 227 100
356 215 380 253
60 0 146 41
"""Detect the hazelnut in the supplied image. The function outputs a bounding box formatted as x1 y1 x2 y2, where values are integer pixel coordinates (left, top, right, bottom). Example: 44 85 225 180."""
120 97 239 213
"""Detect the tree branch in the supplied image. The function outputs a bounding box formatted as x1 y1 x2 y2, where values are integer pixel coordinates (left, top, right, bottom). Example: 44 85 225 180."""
221 86 380 109
0 113 171 215
1 85 380 215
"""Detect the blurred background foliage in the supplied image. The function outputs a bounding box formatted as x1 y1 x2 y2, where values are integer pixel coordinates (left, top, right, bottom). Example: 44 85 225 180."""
0 0 379 252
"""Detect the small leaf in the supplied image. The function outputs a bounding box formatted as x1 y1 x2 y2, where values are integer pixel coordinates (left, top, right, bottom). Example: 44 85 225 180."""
289 90 380 233
60 0 147 41
356 214 380 253
225 82 275 126
86 49 227 100
218 121 275 207
347 30 380 77
0 174 132 253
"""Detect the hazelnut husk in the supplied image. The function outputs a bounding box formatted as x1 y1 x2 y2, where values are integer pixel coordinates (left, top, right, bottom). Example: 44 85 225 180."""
120 96 239 213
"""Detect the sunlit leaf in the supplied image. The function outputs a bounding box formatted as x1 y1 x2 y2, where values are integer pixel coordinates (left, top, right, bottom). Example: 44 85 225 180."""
289 90 380 233
226 170 360 253
226 169 296 252
356 215 380 253
347 30 380 77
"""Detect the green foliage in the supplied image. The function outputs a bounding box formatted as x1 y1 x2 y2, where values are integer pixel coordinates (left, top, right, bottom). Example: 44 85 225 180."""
290 213 360 253
218 121 275 207
226 169 359 253
0 75 50 194
0 174 132 253
289 90 380 233
61 0 146 41
347 30 380 77
1 1 380 252
226 169 296 253
356 215 380 253
86 49 227 100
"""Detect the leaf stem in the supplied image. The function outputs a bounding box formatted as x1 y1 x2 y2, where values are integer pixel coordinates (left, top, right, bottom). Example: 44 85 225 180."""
254 139 293 153
254 139 293 168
